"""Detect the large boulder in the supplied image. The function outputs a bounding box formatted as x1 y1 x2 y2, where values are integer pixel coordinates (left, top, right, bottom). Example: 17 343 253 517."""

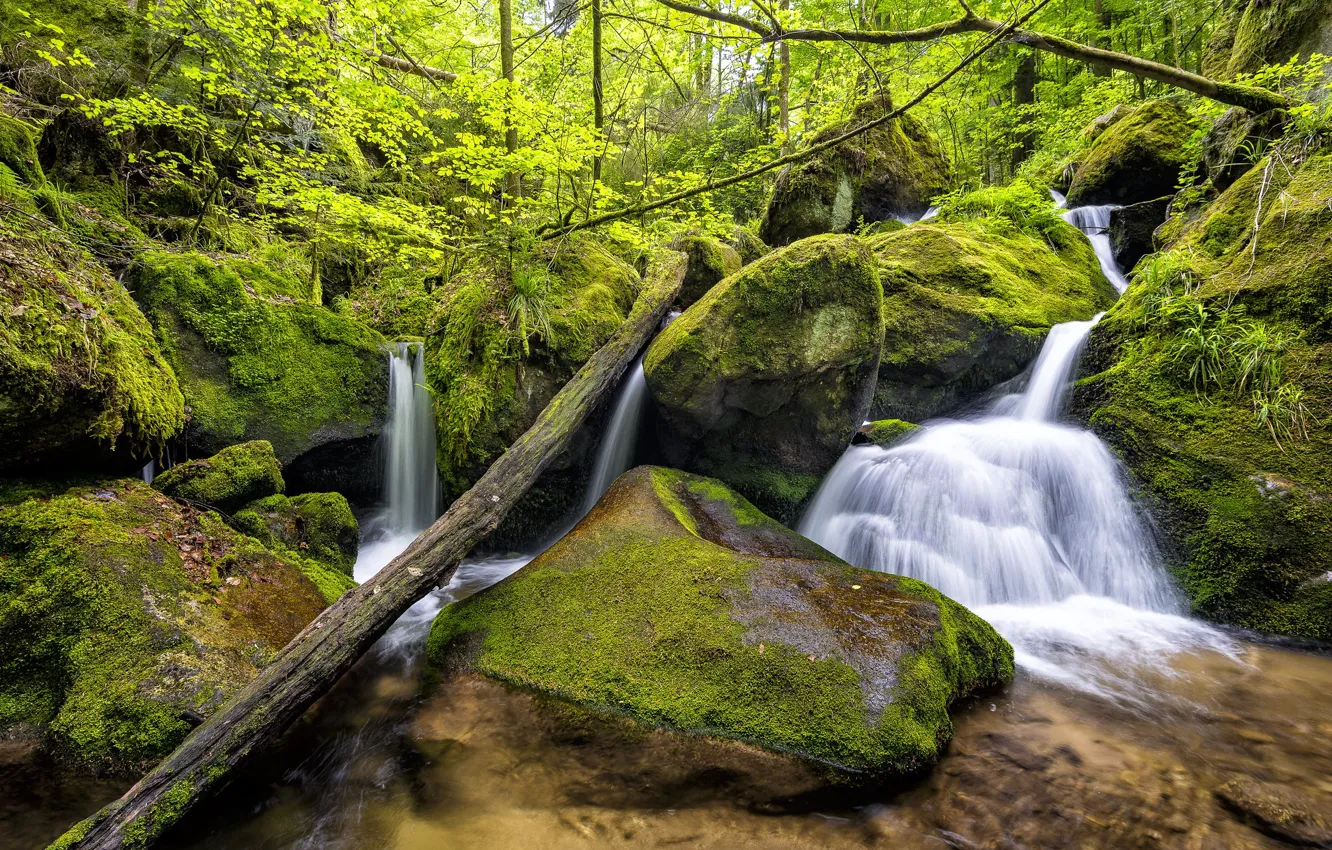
1108 198 1171 274
0 478 331 773
673 234 742 307
868 195 1117 423
1201 107 1286 192
128 250 389 470
1203 0 1332 79
231 491 360 578
153 439 284 513
0 223 184 473
760 98 950 247
1073 152 1332 641
424 236 647 543
1065 101 1199 208
427 466 1013 779
643 235 884 522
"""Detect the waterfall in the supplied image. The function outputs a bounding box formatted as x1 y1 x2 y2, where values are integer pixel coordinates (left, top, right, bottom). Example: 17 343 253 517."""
799 315 1236 703
140 460 154 483
1050 188 1067 208
1063 204 1129 293
582 358 649 513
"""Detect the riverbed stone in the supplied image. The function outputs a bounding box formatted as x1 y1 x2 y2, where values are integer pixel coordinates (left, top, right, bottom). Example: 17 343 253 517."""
427 466 1014 779
1216 778 1332 847
1065 101 1198 208
643 235 883 523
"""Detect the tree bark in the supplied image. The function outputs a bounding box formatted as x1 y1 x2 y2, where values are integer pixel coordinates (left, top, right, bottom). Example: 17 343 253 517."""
369 49 458 83
592 0 605 184
1012 51 1037 171
500 0 521 199
48 253 689 850
777 0 790 151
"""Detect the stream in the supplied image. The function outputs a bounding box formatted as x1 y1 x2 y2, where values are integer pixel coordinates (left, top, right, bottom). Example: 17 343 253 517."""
5 214 1332 850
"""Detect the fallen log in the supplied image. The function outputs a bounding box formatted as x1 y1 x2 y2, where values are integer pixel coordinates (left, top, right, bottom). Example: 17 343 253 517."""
50 250 688 850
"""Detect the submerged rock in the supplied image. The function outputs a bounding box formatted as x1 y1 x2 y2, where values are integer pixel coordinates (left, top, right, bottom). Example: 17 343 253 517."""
868 210 1116 423
427 467 1013 778
0 478 330 773
1216 778 1332 847
760 98 950 247
1065 101 1198 208
673 234 743 307
153 439 284 513
644 235 883 522
1074 152 1332 641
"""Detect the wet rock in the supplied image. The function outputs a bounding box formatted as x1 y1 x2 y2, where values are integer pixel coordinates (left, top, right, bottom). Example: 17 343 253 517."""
231 491 360 576
427 466 1014 779
672 234 742 307
983 732 1053 772
644 235 883 523
1216 778 1332 847
154 440 284 514
854 419 920 448
1066 101 1199 208
1109 198 1171 274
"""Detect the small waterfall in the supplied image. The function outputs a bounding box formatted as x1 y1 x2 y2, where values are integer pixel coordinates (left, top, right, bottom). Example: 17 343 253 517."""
1015 313 1102 421
384 342 440 535
1063 204 1128 293
582 358 648 513
140 460 154 483
1050 188 1067 208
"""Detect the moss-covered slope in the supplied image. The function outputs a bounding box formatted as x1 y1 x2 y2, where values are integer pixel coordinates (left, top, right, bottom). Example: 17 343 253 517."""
128 250 388 464
1065 100 1198 208
644 235 884 523
760 99 951 247
1203 0 1332 79
0 478 331 773
427 466 1012 778
869 199 1117 423
1074 152 1332 640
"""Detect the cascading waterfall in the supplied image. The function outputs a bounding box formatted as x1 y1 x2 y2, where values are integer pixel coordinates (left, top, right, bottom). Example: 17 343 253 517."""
800 294 1235 703
1063 204 1129 293
581 358 649 514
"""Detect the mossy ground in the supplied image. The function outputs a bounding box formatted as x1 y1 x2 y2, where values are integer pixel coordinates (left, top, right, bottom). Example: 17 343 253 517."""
427 467 1012 777
1075 151 1332 640
0 478 329 773
128 249 388 462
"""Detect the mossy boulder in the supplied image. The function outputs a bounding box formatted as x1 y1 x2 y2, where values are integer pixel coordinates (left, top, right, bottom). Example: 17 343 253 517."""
1072 152 1332 641
0 478 330 773
727 225 771 265
644 235 884 523
867 214 1117 423
231 492 359 577
0 113 43 186
424 235 641 534
1065 101 1199 208
1202 107 1286 192
1203 0 1332 79
0 222 184 472
153 440 284 513
427 466 1013 778
128 249 389 467
760 98 951 247
673 234 742 307
855 419 920 448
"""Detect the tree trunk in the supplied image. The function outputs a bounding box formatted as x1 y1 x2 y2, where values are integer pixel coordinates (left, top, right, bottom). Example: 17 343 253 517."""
48 253 689 850
592 0 605 184
1092 0 1113 76
500 0 521 199
778 0 790 151
1012 51 1037 171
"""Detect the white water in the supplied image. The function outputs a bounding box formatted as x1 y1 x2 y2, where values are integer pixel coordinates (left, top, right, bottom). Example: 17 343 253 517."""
382 343 440 534
582 358 648 513
800 311 1238 704
140 460 154 483
1063 204 1129 293
1050 188 1067 208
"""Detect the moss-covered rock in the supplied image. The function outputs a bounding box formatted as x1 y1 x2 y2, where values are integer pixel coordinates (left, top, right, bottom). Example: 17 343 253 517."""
759 98 951 247
1201 107 1286 192
0 113 43 186
1109 198 1171 274
1065 101 1199 208
0 221 184 472
727 224 771 265
1073 152 1332 641
427 466 1013 778
673 234 742 307
644 235 884 523
1203 0 1332 79
855 419 920 448
153 440 284 513
0 478 330 773
231 491 359 577
128 249 389 465
868 209 1117 423
424 235 640 520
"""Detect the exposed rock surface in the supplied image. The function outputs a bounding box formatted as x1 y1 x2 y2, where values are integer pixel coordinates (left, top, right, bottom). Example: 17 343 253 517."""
674 235 743 307
427 466 1013 778
1109 198 1171 274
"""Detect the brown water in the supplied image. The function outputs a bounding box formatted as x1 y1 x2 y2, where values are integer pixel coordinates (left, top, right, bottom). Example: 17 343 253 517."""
12 626 1328 850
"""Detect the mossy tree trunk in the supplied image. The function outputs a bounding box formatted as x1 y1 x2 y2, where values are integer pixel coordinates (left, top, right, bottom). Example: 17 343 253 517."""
49 253 688 850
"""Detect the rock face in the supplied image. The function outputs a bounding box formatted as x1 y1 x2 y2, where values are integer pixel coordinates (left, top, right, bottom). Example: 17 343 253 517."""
0 478 330 773
1202 107 1286 192
674 235 743 307
153 440 284 513
869 215 1116 423
0 222 184 472
1203 0 1332 79
128 250 389 467
1073 152 1332 641
1109 198 1171 274
1065 101 1198 208
760 99 950 247
427 466 1013 778
644 235 884 523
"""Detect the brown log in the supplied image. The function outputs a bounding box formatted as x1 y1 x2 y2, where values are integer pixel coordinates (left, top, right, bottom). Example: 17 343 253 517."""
49 251 688 850
368 50 459 82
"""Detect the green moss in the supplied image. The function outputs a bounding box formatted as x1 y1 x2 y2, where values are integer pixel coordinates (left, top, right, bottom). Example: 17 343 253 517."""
860 419 920 447
121 777 194 849
427 467 1012 776
128 249 388 461
0 113 43 186
728 224 771 264
0 478 328 772
1204 0 1328 78
1065 100 1198 207
0 221 185 469
231 491 359 577
674 234 743 306
153 440 284 513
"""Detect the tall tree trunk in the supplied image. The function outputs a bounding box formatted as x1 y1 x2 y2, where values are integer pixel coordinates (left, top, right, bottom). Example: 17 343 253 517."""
1012 52 1037 171
500 0 521 199
1091 0 1113 76
592 0 604 184
48 253 689 850
778 0 790 151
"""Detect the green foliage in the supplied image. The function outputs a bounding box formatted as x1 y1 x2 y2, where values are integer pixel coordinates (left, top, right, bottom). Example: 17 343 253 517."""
507 261 555 357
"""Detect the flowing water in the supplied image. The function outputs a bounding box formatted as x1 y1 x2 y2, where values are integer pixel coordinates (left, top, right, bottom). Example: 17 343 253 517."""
581 359 649 515
1062 204 1128 292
